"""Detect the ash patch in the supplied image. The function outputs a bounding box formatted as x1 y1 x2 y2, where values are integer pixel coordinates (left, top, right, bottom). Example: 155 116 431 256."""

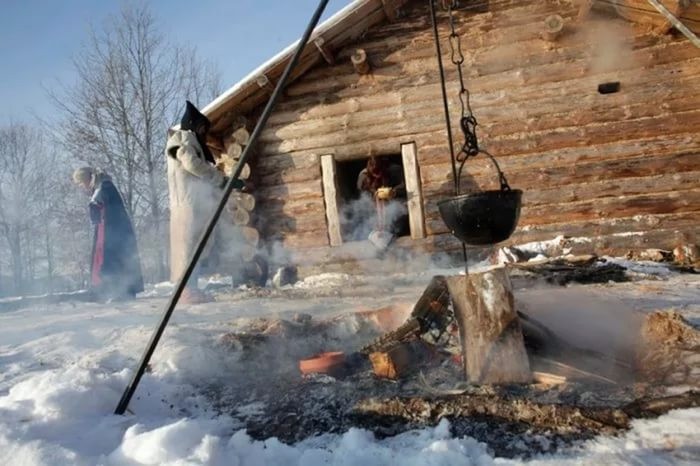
200 313 670 459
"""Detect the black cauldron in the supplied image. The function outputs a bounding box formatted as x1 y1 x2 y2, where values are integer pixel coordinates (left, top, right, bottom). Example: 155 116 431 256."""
438 189 522 245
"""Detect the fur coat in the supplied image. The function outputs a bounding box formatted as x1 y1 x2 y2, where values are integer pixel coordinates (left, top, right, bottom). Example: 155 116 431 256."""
166 130 226 282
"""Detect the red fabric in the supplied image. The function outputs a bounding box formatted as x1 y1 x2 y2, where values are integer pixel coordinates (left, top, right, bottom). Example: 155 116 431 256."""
91 208 105 286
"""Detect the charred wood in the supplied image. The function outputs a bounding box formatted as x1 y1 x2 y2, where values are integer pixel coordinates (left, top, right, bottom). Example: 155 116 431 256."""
353 390 700 434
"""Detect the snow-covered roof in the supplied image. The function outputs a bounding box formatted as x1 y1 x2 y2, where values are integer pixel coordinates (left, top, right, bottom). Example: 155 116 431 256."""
203 0 407 132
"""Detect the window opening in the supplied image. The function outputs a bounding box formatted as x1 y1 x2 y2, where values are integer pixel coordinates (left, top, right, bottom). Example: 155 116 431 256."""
335 154 410 242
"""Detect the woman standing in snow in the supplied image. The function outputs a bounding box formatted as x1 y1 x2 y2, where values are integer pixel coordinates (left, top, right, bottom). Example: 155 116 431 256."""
73 167 144 301
166 101 231 304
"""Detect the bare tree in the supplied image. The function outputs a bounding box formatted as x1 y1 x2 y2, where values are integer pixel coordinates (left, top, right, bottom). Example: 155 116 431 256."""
0 123 64 295
50 2 221 282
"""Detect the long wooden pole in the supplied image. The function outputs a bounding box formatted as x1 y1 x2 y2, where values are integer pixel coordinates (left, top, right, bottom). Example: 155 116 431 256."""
114 0 331 415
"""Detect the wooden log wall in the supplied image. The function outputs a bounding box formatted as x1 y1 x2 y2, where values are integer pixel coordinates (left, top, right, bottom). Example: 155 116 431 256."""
235 0 700 273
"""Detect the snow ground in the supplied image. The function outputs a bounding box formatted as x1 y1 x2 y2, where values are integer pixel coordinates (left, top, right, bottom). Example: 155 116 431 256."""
0 264 698 466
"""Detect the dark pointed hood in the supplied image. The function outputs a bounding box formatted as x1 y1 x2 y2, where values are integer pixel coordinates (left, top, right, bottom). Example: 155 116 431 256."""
180 100 211 134
179 100 215 163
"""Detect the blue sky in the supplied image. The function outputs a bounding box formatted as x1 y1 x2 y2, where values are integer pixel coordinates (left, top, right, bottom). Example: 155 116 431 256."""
0 0 348 123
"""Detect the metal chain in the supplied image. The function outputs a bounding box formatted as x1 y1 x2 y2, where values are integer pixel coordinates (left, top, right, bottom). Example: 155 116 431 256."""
440 0 512 192
443 0 479 162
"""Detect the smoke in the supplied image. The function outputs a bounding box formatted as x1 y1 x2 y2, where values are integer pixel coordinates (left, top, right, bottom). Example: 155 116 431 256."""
580 16 636 75
335 193 470 276
339 193 408 242
515 286 645 376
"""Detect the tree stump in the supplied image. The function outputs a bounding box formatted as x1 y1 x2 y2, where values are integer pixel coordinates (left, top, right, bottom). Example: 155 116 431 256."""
446 267 531 384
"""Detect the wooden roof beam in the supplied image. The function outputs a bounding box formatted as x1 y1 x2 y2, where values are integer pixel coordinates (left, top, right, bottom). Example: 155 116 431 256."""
646 0 699 45
314 37 335 65
576 0 594 22
255 74 274 93
381 0 399 22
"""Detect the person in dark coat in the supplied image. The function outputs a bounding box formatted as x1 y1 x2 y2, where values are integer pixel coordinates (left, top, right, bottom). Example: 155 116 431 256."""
73 167 144 301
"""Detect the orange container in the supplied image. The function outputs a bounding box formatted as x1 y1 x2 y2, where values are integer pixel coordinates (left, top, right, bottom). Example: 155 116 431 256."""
299 351 345 375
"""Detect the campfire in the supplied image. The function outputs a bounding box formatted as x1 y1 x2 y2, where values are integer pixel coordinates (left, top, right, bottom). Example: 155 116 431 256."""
211 257 699 458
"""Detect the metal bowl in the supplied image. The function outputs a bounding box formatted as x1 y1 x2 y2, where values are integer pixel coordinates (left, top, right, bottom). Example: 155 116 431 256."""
437 189 522 245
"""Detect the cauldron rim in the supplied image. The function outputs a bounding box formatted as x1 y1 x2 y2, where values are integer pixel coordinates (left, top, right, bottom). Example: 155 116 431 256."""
437 188 523 245
437 188 522 206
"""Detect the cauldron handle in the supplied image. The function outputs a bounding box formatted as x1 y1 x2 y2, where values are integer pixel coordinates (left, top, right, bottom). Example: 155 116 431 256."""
482 150 512 192
457 149 511 193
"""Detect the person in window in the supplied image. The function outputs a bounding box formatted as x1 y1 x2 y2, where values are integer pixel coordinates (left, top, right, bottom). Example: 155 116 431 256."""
356 156 407 249
73 167 144 301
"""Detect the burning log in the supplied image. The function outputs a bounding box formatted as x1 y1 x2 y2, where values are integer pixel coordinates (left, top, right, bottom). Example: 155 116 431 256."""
369 340 436 379
446 268 532 384
353 391 700 434
360 275 451 354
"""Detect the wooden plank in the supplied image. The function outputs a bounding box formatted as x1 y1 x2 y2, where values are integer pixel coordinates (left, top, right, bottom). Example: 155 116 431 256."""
601 0 700 34
258 165 321 186
400 142 426 239
420 154 700 201
256 152 319 174
256 179 324 202
425 188 700 234
381 0 399 22
270 231 329 249
278 23 699 114
271 54 700 129
506 211 700 246
257 198 326 217
321 154 343 246
418 132 700 178
262 77 700 145
259 212 328 236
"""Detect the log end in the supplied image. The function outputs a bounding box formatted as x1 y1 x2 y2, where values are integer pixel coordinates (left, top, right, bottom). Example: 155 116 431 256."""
542 14 565 41
351 48 371 75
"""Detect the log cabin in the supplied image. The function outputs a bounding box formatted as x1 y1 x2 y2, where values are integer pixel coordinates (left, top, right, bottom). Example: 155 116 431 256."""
201 0 700 276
